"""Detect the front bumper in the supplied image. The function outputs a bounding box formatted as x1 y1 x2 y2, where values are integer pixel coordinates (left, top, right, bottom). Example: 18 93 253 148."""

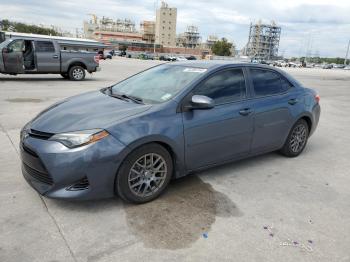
20 133 129 200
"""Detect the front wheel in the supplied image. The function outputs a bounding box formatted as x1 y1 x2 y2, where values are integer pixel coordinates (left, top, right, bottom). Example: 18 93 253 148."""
68 66 86 81
116 143 173 204
280 119 309 157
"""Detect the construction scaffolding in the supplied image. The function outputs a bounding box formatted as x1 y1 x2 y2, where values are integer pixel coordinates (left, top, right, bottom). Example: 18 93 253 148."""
140 21 155 43
176 25 201 49
84 15 137 39
245 21 281 60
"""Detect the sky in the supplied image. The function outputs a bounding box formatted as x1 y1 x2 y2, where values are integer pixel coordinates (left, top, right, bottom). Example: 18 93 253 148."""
0 0 349 57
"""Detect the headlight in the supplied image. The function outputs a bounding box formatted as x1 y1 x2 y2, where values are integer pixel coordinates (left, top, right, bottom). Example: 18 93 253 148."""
49 129 109 148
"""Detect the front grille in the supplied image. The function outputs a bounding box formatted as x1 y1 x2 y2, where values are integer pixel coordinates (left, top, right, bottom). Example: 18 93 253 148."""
28 129 54 140
67 177 89 191
23 163 53 185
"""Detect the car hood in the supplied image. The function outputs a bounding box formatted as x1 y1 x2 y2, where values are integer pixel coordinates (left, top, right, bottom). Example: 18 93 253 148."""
29 91 152 134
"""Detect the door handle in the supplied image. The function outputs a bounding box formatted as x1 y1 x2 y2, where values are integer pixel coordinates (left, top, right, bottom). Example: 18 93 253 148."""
52 55 59 59
288 98 298 105
239 108 253 116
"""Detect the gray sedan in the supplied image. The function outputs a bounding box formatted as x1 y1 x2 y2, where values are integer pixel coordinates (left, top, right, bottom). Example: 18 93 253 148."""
20 61 321 203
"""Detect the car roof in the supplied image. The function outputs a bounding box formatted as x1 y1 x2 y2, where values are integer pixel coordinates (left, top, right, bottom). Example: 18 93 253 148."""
168 61 302 88
169 60 275 70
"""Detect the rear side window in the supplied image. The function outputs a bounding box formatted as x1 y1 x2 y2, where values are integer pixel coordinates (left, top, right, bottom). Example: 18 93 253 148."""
35 41 55 52
251 69 290 97
194 69 246 104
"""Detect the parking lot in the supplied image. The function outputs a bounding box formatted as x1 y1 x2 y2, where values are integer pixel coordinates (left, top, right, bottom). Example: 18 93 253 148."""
1 58 350 262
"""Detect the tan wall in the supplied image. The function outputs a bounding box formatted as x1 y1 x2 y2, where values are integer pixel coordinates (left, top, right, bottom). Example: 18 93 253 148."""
155 6 177 47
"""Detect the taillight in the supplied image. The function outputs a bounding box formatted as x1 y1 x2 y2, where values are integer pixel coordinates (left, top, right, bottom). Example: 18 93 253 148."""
315 94 320 103
94 55 100 64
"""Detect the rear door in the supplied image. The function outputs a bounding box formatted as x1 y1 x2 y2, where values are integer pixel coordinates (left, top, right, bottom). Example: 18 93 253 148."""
34 40 60 72
3 39 24 73
248 68 297 152
182 68 254 170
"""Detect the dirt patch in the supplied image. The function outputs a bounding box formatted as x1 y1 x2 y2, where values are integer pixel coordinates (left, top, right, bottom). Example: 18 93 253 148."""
6 98 44 103
124 175 241 250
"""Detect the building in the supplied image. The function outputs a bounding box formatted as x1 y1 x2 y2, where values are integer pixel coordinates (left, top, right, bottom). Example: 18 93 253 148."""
244 21 281 60
140 21 155 43
155 1 177 47
176 25 201 49
204 35 219 49
84 15 137 39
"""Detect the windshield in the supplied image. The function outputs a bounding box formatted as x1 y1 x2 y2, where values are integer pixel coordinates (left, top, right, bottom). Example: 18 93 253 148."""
111 64 207 104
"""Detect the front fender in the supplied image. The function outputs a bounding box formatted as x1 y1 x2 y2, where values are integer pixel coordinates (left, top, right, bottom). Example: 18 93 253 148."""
106 104 186 178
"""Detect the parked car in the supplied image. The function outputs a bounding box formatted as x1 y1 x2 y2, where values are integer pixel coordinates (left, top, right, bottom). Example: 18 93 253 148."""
344 66 350 70
176 56 187 61
0 36 101 80
98 51 112 60
138 53 154 60
186 56 197 60
20 62 320 203
322 64 333 69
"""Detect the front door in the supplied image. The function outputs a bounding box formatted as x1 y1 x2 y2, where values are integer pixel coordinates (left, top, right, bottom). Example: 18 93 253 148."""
3 39 24 73
182 68 254 170
34 40 60 72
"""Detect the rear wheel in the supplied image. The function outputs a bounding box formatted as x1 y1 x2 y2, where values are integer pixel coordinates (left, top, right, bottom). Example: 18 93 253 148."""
68 66 85 81
116 143 173 204
280 119 309 157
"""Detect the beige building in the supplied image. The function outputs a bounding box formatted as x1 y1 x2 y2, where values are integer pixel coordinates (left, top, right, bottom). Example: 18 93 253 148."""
140 21 155 43
155 1 177 47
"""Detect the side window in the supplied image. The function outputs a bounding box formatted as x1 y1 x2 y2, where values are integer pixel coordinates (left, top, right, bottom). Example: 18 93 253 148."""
8 40 24 52
280 76 293 92
251 69 286 97
194 69 246 104
35 41 55 52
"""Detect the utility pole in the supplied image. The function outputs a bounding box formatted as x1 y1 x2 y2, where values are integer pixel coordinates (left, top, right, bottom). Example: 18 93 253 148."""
344 39 350 66
153 0 158 54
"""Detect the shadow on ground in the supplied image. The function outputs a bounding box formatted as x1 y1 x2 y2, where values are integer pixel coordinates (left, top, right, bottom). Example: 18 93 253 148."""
124 175 242 250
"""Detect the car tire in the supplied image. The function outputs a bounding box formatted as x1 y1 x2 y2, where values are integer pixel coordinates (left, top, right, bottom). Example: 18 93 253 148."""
280 119 309 157
60 73 69 79
68 66 86 81
116 143 173 204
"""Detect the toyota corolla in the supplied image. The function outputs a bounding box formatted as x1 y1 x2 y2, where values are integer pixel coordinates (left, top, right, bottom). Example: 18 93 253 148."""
20 62 320 203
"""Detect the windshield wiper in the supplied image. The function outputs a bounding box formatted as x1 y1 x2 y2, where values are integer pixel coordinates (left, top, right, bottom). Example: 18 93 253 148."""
111 92 144 104
103 86 144 104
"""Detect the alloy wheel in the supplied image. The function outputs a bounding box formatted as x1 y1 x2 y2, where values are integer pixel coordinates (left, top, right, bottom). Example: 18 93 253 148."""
290 124 307 153
128 153 168 197
72 68 84 80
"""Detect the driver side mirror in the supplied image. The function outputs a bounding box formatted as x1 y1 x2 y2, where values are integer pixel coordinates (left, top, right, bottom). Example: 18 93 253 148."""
185 95 215 110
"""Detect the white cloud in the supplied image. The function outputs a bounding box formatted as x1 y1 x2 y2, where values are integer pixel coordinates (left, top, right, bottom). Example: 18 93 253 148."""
0 0 349 57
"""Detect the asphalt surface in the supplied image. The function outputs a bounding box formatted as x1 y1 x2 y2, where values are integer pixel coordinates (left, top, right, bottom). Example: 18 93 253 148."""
1 58 350 262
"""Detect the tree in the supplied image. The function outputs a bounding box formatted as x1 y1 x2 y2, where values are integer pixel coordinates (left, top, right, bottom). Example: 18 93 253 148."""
0 19 61 36
211 38 233 56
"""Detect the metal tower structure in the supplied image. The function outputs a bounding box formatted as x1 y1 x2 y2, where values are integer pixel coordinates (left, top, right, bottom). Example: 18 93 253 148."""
245 21 281 60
